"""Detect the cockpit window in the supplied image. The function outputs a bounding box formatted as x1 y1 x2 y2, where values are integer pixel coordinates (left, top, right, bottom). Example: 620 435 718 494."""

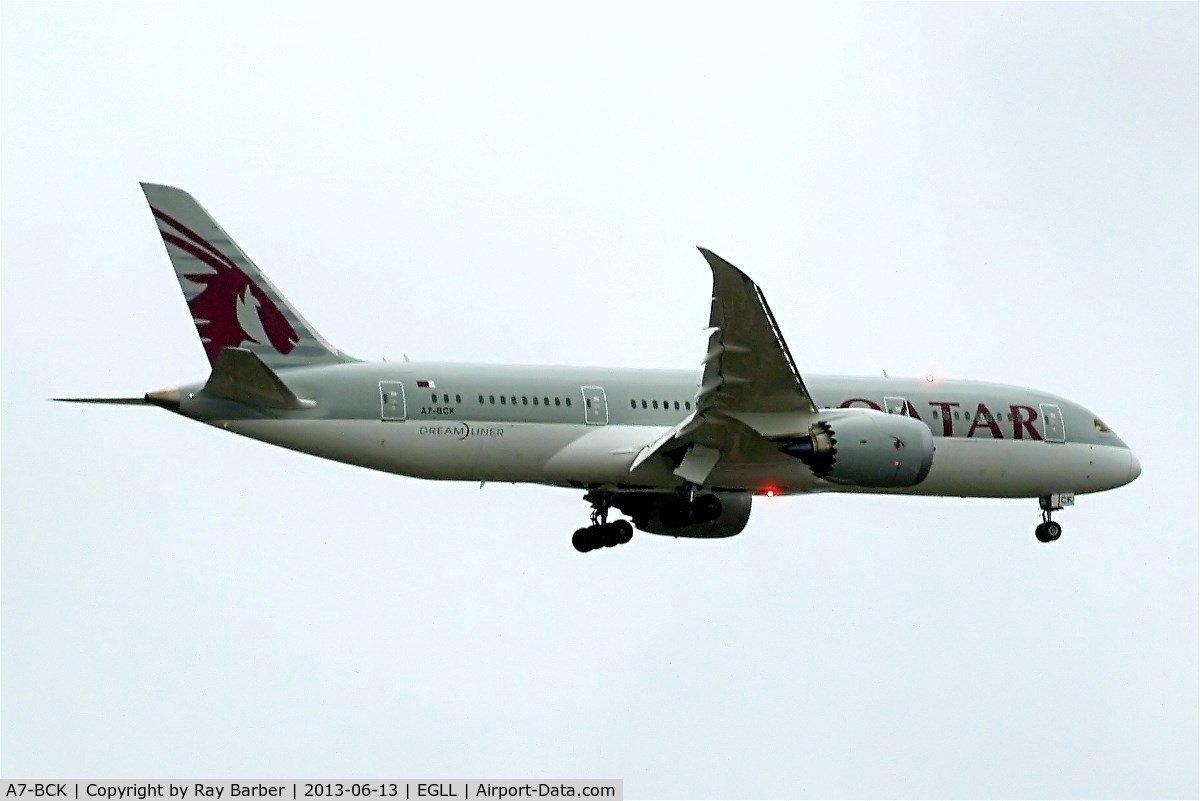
1094 418 1111 433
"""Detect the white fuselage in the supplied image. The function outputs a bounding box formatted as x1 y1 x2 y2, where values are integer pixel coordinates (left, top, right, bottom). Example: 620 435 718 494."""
183 362 1139 500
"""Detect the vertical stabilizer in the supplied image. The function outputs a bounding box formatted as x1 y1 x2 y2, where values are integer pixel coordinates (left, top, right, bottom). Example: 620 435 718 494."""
141 183 352 368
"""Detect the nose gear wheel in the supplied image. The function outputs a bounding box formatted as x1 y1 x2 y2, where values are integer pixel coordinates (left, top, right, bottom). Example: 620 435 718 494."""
1035 496 1065 543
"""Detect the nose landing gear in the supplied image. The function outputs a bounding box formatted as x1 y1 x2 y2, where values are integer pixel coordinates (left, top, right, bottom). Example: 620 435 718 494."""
1035 518 1063 543
1035 493 1071 543
573 491 634 553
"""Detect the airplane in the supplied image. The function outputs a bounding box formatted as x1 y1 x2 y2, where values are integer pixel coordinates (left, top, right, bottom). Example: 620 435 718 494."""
58 184 1142 552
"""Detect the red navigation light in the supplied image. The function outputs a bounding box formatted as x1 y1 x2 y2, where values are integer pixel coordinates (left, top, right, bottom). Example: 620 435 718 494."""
763 486 778 498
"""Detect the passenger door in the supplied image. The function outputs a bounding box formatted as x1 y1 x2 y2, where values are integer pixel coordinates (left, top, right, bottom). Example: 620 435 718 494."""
379 381 406 421
581 385 609 425
884 396 910 416
1040 403 1065 442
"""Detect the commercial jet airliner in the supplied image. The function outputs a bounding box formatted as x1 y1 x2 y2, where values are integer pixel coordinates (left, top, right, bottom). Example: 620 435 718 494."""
59 184 1141 551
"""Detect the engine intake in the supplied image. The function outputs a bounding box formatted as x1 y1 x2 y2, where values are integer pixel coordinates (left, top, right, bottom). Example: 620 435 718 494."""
778 409 934 488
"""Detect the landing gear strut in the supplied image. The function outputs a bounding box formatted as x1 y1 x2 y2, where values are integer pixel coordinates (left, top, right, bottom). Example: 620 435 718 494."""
573 491 634 553
660 483 723 529
1035 495 1065 543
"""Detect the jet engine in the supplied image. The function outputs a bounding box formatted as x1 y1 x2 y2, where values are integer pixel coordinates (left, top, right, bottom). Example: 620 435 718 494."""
777 409 934 488
612 491 753 539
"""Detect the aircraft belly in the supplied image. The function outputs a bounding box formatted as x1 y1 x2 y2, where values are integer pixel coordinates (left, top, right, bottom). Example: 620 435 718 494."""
542 424 675 485
384 420 575 481
218 421 1131 498
222 419 653 484
854 439 1130 498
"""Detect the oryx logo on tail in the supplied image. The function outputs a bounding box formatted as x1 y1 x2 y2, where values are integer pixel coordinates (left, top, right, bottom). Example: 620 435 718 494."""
140 182 349 368
152 207 299 365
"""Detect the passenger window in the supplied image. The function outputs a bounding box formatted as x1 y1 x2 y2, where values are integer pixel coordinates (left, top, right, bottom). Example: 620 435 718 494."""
586 397 592 408
565 397 572 407
641 400 647 409
533 397 539 406
500 396 506 405
674 401 680 410
953 410 960 419
522 396 528 406
685 401 692 410
652 400 659 409
478 394 484 404
555 397 561 407
489 395 495 405
456 394 462 404
630 399 636 409
543 397 550 406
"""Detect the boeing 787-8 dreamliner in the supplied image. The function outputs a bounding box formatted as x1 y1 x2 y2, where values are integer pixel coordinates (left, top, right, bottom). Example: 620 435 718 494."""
59 184 1141 552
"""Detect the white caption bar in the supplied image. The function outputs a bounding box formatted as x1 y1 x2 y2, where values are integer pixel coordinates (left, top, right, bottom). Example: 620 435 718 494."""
0 783 622 801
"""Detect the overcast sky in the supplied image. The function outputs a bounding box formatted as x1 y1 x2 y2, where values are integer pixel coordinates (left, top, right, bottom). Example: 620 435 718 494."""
2 3 1196 798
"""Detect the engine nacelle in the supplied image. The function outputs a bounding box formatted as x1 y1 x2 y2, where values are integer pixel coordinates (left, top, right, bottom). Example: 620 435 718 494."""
612 492 753 539
778 409 935 488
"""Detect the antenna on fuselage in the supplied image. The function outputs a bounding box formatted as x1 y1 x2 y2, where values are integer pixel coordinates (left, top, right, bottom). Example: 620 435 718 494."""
882 369 889 378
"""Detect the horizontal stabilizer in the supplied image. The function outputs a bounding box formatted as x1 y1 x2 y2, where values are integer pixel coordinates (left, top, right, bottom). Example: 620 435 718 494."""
202 347 315 410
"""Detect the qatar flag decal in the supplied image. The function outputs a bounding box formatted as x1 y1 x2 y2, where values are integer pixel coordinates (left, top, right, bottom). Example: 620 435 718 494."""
416 380 436 388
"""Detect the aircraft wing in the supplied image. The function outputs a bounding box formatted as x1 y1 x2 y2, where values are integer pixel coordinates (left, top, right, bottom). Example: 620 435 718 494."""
695 248 817 417
630 248 816 482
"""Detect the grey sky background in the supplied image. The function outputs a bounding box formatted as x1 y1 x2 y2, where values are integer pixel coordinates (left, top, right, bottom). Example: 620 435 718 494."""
2 3 1196 798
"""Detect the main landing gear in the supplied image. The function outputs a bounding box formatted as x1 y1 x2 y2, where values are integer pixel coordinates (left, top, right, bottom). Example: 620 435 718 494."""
1035 493 1070 543
573 491 634 553
659 483 723 529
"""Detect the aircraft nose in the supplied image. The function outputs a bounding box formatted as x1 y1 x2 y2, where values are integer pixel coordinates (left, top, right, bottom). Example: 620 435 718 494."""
1128 450 1142 483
